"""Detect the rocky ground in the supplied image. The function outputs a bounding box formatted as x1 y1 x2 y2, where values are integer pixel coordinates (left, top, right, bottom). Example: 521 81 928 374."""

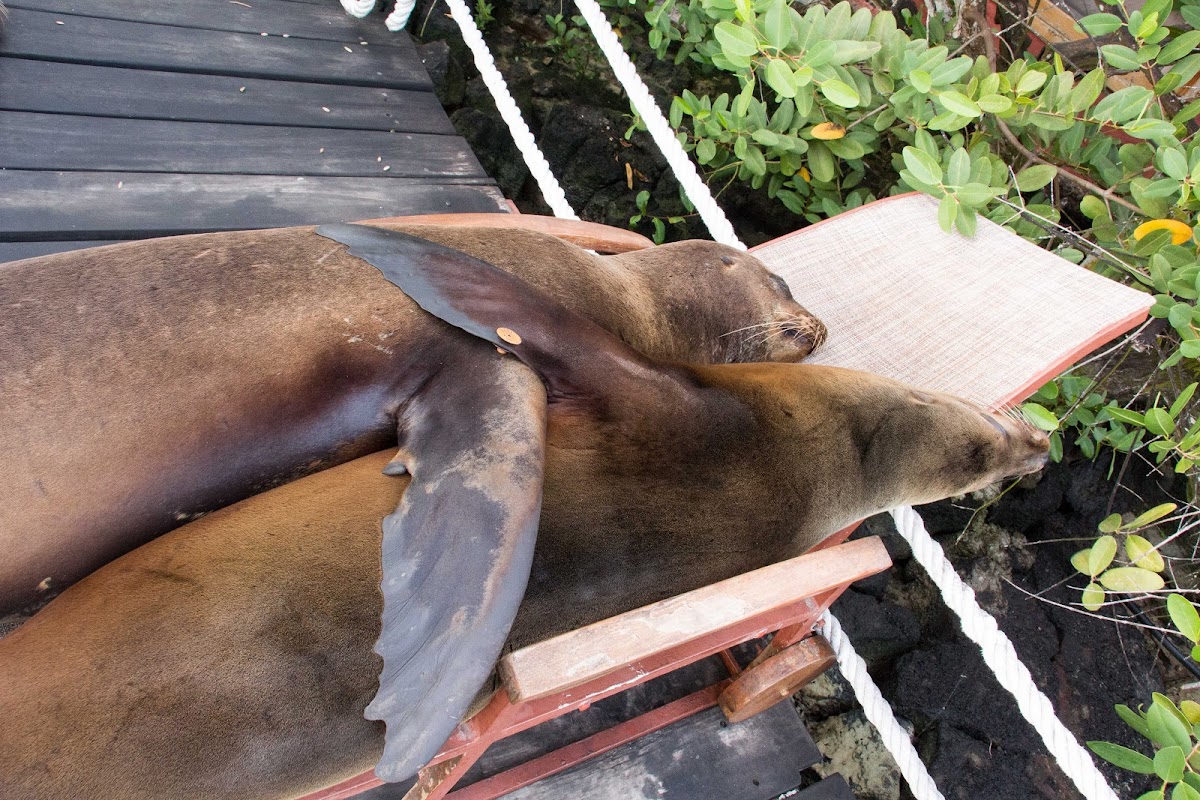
406 2 1192 798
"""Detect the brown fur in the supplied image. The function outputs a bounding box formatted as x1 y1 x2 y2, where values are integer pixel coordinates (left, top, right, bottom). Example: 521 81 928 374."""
0 225 821 613
0 365 1047 799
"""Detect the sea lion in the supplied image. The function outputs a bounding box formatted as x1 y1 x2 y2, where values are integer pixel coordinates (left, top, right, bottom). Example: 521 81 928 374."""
0 235 1049 797
0 223 823 615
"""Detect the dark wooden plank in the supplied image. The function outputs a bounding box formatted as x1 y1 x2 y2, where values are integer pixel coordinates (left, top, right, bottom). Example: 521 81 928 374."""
0 241 120 264
0 8 431 89
7 0 399 46
0 59 452 133
496 704 815 800
796 775 856 800
0 171 507 239
0 111 486 179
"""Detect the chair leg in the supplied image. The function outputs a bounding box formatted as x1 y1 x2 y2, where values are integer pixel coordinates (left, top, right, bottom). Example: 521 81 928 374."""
402 756 464 800
717 635 836 724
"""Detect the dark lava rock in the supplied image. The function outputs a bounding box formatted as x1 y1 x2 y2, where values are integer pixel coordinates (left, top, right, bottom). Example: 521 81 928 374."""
831 589 922 668
415 39 465 108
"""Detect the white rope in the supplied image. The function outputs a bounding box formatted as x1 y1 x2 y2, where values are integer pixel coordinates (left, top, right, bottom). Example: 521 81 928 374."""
571 0 744 250
821 610 947 800
437 0 578 220
384 0 416 31
890 505 1119 800
340 0 375 19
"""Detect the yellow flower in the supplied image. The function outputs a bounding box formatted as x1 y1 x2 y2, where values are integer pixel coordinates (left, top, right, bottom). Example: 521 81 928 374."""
799 167 812 183
811 122 846 140
1133 218 1193 245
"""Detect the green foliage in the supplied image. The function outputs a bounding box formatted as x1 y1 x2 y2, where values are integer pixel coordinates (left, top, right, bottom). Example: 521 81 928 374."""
1090 688 1200 796
474 0 494 32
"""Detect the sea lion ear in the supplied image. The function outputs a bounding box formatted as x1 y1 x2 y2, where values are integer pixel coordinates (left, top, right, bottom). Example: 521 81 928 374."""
314 223 659 401
364 357 546 783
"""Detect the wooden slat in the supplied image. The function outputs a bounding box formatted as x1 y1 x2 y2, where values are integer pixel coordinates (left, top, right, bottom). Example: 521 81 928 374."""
0 171 507 239
796 775 856 799
0 111 485 179
0 59 452 133
7 0 399 45
501 538 891 704
1 8 431 89
0 241 121 264
490 704 815 800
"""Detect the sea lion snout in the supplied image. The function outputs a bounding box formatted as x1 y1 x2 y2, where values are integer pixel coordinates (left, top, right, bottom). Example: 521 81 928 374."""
984 407 1050 477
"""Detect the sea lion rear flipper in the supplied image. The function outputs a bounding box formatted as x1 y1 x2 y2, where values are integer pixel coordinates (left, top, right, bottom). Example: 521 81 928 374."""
366 358 546 782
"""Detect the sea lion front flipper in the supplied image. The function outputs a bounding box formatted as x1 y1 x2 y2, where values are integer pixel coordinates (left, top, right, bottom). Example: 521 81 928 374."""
366 357 546 782
314 223 684 404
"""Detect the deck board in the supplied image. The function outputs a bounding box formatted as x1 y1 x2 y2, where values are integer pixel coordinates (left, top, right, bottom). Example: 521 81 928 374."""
0 0 504 257
1 111 486 178
0 58 453 132
0 171 506 240
1 8 431 88
6 0 399 45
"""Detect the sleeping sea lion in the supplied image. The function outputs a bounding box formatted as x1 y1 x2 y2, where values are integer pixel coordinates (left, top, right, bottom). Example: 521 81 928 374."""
0 231 1048 797
0 223 823 615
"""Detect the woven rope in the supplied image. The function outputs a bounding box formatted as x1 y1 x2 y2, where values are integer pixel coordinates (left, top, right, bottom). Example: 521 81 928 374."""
890 505 1120 800
340 0 375 18
571 0 743 250
440 0 578 220
821 610 946 800
384 0 416 31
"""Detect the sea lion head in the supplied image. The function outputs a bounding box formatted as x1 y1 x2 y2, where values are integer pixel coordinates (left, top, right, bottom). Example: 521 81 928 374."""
760 365 1052 515
607 241 826 364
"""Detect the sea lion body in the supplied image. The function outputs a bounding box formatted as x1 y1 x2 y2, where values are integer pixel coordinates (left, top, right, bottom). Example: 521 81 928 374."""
0 225 821 613
0 364 1048 799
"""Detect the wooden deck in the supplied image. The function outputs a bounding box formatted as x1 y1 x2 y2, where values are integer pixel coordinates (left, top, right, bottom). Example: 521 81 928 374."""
0 0 507 263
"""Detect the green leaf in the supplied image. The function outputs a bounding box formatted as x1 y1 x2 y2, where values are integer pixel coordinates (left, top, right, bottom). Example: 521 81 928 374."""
1123 119 1179 140
1130 502 1178 528
714 21 760 59
1099 513 1124 533
696 138 717 164
765 59 799 98
1071 548 1095 575
1079 195 1108 219
1086 741 1155 773
763 0 792 51
1102 44 1146 71
1162 148 1190 181
1016 70 1048 95
1117 704 1153 738
1173 781 1200 800
1169 594 1200 642
1069 68 1107 112
937 194 959 232
1126 534 1165 572
819 79 860 108
947 148 970 186
977 94 1013 114
1076 12 1125 35
1021 402 1059 431
1171 383 1197 418
1100 566 1166 592
828 39 880 65
1105 407 1146 426
1172 302 1194 330
1082 581 1106 610
910 70 932 94
743 143 767 176
929 57 974 86
954 182 1001 206
1159 30 1200 66
808 141 836 183
1145 407 1176 437
1014 164 1058 192
1091 536 1120 577
1156 745 1187 783
938 91 981 118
